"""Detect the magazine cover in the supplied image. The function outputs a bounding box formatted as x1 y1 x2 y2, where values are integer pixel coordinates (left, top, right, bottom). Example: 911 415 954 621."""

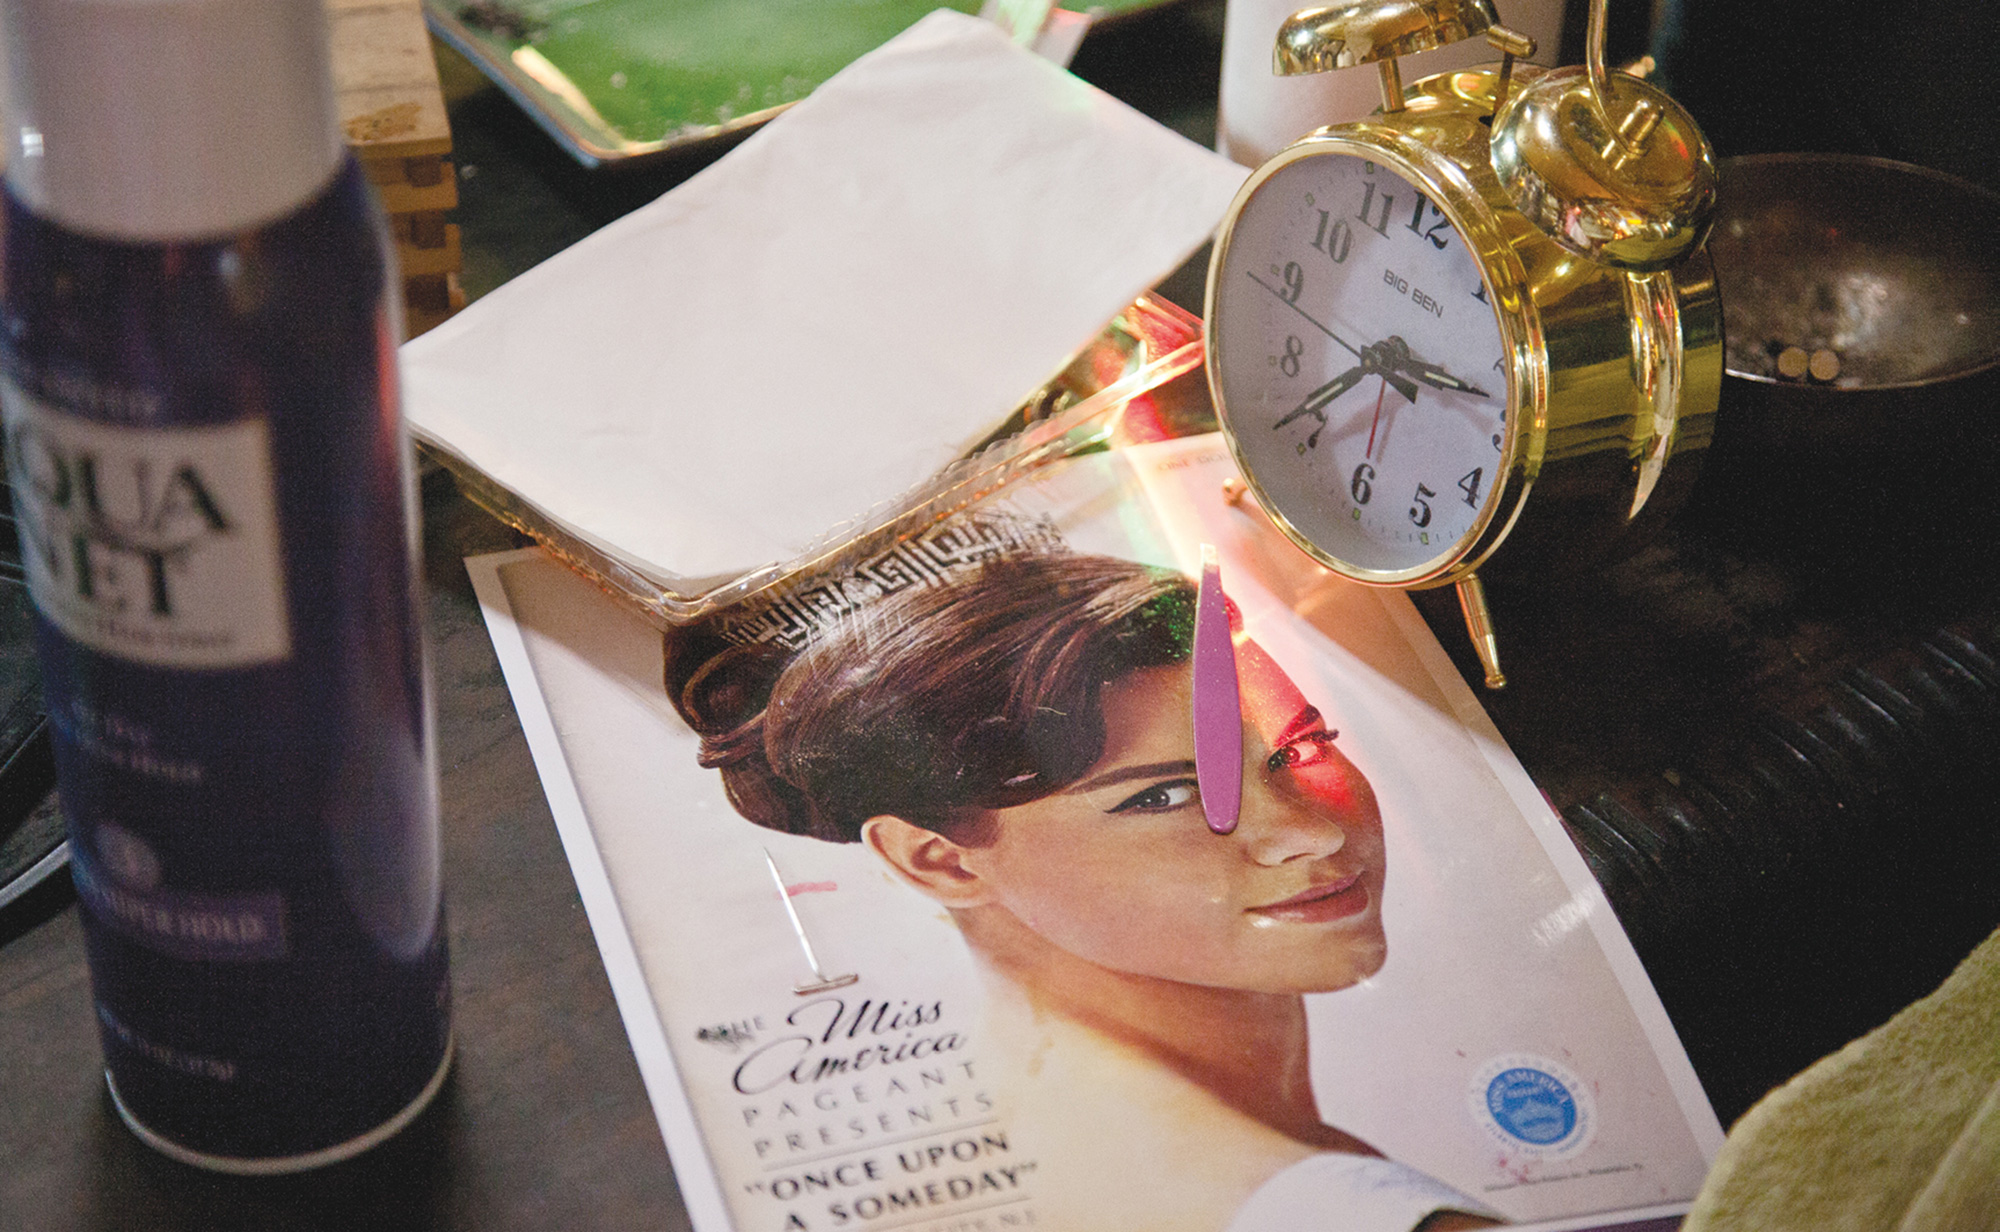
470 435 1722 1232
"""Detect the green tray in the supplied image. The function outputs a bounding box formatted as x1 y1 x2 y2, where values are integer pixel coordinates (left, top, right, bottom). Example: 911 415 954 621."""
426 0 1176 166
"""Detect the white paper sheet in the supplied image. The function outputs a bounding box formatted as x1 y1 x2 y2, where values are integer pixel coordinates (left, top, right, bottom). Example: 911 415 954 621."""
405 9 1247 584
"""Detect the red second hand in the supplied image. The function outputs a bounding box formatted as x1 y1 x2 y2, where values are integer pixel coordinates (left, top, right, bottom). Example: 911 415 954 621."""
1365 376 1388 457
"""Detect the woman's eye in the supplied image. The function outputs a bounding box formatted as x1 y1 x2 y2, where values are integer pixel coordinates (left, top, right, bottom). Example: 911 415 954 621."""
1107 779 1200 814
1267 730 1338 773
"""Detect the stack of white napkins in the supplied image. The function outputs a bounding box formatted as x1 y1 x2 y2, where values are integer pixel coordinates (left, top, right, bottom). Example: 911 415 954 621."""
401 9 1246 595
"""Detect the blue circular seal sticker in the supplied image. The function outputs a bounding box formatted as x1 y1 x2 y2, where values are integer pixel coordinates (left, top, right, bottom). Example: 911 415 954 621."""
1468 1054 1595 1158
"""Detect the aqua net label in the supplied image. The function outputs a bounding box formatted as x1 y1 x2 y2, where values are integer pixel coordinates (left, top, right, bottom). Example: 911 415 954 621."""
2 384 292 668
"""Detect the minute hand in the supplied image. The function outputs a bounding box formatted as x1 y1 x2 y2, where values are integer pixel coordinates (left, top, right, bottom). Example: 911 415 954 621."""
1273 363 1366 449
1275 364 1365 430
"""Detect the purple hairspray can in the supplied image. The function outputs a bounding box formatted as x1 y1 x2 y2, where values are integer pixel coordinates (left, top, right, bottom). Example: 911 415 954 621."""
0 0 452 1171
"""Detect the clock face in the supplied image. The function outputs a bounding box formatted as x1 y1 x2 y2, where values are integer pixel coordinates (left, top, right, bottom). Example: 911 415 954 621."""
1209 148 1512 579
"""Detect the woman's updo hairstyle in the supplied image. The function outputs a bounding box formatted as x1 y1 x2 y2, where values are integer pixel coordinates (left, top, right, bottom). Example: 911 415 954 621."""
667 552 1195 843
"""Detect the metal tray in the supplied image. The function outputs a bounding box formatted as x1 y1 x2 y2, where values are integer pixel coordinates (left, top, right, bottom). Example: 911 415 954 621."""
425 0 1180 167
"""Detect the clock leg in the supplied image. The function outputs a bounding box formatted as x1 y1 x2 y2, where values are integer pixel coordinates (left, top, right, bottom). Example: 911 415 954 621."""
1455 572 1508 690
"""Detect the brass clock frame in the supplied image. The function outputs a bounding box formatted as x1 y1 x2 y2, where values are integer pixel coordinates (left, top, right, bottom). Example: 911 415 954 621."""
1204 62 1722 687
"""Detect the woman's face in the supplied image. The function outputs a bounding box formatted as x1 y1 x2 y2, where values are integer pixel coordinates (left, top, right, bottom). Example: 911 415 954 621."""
949 637 1387 995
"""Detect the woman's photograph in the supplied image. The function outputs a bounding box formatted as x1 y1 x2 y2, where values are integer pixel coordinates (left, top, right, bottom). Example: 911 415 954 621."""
671 549 1502 1231
479 437 1720 1232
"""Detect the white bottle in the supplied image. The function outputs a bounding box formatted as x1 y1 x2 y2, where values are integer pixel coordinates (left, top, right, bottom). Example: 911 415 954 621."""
1217 0 1571 167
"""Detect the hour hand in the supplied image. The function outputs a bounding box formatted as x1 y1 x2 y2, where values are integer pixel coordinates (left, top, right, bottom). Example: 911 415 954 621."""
1380 339 1488 398
1376 334 1488 398
1404 363 1489 397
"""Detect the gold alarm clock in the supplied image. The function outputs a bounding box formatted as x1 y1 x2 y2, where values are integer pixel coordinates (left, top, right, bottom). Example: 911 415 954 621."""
1205 0 1723 687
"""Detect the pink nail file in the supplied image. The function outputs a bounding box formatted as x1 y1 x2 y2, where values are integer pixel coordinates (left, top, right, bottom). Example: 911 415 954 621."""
1193 544 1242 835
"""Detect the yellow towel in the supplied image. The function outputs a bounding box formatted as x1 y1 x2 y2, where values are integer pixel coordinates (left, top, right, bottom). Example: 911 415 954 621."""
1683 926 2000 1232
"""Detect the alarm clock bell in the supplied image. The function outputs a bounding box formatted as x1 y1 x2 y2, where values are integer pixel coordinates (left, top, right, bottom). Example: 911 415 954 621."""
1205 0 1723 688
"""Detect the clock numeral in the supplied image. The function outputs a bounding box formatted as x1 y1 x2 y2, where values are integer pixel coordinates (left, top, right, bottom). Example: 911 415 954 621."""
1350 463 1376 506
1280 260 1305 304
1408 483 1436 528
1312 209 1353 263
1458 467 1484 508
1278 335 1303 377
1472 282 1490 305
1356 181 1393 238
1406 195 1451 250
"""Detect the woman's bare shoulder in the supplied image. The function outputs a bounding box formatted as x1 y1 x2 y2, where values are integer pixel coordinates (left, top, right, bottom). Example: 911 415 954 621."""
1225 1154 1507 1232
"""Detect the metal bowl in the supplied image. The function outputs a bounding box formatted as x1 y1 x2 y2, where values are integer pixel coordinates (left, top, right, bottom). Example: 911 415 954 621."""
1691 154 2000 569
1712 154 2000 390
